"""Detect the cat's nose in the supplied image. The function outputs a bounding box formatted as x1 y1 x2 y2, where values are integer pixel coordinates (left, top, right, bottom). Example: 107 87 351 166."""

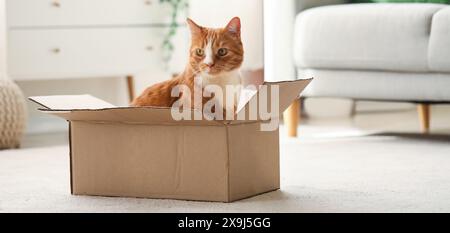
204 62 215 68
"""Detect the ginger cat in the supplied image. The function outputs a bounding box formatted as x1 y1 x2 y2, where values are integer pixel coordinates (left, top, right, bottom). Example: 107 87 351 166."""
131 17 244 116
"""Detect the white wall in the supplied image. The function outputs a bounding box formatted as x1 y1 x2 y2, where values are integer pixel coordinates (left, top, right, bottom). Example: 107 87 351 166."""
264 0 296 82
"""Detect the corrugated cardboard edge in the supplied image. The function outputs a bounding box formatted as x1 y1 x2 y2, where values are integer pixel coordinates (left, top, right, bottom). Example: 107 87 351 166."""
28 96 52 110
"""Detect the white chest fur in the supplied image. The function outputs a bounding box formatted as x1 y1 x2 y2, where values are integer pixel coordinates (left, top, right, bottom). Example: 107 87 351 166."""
198 69 242 110
201 69 241 88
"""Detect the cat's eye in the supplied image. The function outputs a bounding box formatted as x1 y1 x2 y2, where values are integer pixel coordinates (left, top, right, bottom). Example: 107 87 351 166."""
195 48 204 56
218 48 228 57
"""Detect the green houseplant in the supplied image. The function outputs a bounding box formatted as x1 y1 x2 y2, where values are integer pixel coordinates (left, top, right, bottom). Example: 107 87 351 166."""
159 0 189 67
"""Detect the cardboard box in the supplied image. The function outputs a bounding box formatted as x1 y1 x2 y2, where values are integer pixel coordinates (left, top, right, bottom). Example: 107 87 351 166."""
29 79 311 202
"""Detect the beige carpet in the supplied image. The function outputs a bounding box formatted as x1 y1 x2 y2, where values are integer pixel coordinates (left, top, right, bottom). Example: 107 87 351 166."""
1 125 450 212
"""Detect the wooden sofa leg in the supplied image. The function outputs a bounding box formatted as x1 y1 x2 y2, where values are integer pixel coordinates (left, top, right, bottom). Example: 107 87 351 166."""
417 104 430 134
284 99 300 137
126 75 135 102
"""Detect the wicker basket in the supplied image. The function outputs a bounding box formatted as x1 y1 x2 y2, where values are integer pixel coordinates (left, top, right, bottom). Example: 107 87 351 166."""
0 79 27 149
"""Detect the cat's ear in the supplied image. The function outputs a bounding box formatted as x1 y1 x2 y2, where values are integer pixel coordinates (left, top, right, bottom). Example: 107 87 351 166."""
187 18 202 36
225 17 241 38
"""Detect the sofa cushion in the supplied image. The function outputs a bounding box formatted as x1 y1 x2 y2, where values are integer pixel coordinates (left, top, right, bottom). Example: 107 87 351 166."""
294 3 448 73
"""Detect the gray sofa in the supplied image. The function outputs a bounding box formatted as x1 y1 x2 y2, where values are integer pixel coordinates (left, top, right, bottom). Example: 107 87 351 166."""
285 2 450 136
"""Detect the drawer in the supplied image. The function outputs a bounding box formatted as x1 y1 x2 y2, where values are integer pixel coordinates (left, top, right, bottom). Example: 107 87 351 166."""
8 28 167 80
6 0 184 27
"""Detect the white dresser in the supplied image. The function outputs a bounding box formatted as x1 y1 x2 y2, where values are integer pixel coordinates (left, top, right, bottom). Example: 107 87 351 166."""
5 0 187 99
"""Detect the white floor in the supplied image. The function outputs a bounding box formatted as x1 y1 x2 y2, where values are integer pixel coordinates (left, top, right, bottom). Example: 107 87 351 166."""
1 104 450 212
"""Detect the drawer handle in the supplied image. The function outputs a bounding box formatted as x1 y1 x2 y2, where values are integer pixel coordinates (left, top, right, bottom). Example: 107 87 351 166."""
51 48 61 54
144 0 152 6
146 46 154 51
51 1 61 8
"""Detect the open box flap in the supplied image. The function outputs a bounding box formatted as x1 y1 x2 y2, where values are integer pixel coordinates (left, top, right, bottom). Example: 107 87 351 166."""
29 78 312 125
234 78 312 121
29 95 222 126
29 95 116 110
